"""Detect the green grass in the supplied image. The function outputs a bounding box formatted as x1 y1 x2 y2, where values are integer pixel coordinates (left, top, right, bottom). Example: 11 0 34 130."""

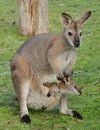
0 0 100 130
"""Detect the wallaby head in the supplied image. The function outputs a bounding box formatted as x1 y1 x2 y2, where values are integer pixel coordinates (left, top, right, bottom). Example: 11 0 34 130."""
63 76 82 96
61 11 92 48
43 76 82 97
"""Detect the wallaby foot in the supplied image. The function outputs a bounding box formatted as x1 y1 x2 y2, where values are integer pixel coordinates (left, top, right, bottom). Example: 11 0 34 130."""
72 110 83 120
21 114 31 124
60 109 83 120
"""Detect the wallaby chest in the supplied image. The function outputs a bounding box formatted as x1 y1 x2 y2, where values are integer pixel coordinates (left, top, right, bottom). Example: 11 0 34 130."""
57 49 77 72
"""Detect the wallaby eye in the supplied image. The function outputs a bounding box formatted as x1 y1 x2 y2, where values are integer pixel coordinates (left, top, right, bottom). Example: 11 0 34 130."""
80 32 82 36
68 32 73 36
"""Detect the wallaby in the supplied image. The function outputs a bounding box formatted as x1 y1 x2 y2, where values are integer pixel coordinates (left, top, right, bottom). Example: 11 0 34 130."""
43 76 82 97
42 76 82 109
10 11 91 123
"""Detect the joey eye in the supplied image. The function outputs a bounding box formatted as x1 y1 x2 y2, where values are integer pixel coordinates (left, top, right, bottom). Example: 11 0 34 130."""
68 32 73 36
80 32 82 36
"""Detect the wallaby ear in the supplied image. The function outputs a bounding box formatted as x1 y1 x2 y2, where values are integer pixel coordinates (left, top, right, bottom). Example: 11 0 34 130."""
76 11 92 26
61 13 72 26
64 75 71 83
67 76 71 82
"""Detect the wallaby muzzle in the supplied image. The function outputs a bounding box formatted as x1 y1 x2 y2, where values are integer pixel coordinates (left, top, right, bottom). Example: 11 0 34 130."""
77 88 82 96
79 89 82 95
74 40 80 48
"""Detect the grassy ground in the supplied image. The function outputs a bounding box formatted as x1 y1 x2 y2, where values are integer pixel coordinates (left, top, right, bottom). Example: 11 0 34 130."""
0 0 100 130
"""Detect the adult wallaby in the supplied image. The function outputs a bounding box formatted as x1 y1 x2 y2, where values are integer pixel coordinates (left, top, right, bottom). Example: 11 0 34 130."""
10 11 91 123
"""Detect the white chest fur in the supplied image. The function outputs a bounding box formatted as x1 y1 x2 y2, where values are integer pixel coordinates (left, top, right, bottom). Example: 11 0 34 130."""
59 49 77 72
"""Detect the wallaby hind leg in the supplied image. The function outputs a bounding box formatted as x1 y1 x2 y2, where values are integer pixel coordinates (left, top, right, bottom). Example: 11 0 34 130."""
11 56 31 123
17 81 31 123
60 94 83 120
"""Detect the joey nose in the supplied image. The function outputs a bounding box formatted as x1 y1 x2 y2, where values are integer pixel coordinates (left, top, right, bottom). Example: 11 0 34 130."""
80 90 82 95
78 89 82 95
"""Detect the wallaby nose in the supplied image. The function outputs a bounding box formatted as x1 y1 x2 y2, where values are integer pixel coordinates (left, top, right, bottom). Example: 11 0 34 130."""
75 40 80 48
78 89 82 95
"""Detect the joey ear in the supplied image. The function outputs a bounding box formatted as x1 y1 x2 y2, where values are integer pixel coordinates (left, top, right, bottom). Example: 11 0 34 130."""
67 76 71 82
61 13 72 26
76 11 92 26
64 75 71 83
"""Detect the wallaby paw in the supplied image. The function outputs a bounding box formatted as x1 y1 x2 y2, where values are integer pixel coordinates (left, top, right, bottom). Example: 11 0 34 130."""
64 71 73 79
72 110 83 120
21 114 31 124
57 75 64 81
63 73 69 79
